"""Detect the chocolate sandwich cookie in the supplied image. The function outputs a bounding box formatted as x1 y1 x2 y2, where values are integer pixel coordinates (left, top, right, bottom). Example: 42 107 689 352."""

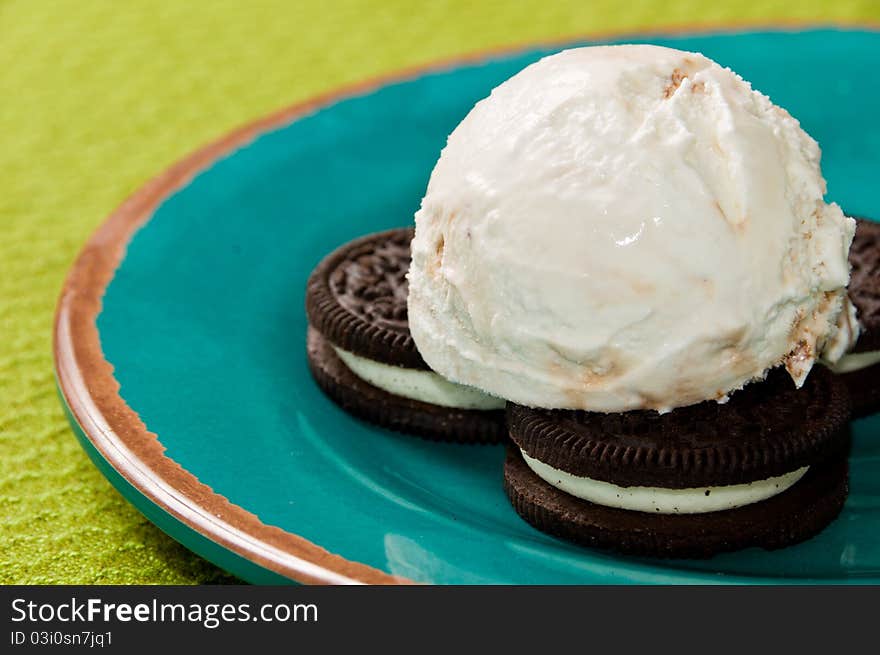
306 227 506 443
504 366 851 558
833 217 880 417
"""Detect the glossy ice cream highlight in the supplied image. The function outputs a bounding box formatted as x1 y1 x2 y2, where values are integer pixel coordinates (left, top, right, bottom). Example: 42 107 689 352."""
408 45 856 412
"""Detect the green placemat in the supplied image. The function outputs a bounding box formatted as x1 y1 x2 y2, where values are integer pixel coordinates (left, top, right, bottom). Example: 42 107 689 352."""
2 0 877 584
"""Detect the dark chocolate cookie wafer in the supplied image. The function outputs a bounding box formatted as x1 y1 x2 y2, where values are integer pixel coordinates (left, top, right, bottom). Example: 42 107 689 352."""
305 228 506 443
504 446 848 559
307 328 504 443
836 363 880 420
306 227 427 369
508 366 850 488
836 217 880 417
848 217 880 352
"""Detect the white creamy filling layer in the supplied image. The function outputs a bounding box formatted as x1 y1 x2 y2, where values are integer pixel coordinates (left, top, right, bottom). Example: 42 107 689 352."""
828 349 880 374
333 347 505 410
521 451 808 514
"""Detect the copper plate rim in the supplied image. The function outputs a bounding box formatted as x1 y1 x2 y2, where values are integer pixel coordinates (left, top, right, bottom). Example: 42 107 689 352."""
53 20 879 585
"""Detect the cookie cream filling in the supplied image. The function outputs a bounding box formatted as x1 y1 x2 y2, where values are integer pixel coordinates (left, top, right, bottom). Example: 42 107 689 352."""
828 349 880 374
521 451 808 514
333 346 505 410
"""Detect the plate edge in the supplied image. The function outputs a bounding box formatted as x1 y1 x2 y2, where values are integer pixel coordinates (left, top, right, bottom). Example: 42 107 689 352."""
52 85 416 585
52 20 880 586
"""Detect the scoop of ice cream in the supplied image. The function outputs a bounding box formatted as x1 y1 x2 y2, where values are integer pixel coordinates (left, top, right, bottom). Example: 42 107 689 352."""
407 44 855 412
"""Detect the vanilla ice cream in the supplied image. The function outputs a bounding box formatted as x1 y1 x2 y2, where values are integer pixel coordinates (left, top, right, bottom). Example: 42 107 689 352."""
408 45 856 412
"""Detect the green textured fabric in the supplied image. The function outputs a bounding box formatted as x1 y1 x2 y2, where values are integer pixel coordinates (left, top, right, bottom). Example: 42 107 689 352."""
2 1 878 585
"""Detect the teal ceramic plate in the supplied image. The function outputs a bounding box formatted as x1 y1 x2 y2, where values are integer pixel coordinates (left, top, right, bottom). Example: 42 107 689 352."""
55 27 880 584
